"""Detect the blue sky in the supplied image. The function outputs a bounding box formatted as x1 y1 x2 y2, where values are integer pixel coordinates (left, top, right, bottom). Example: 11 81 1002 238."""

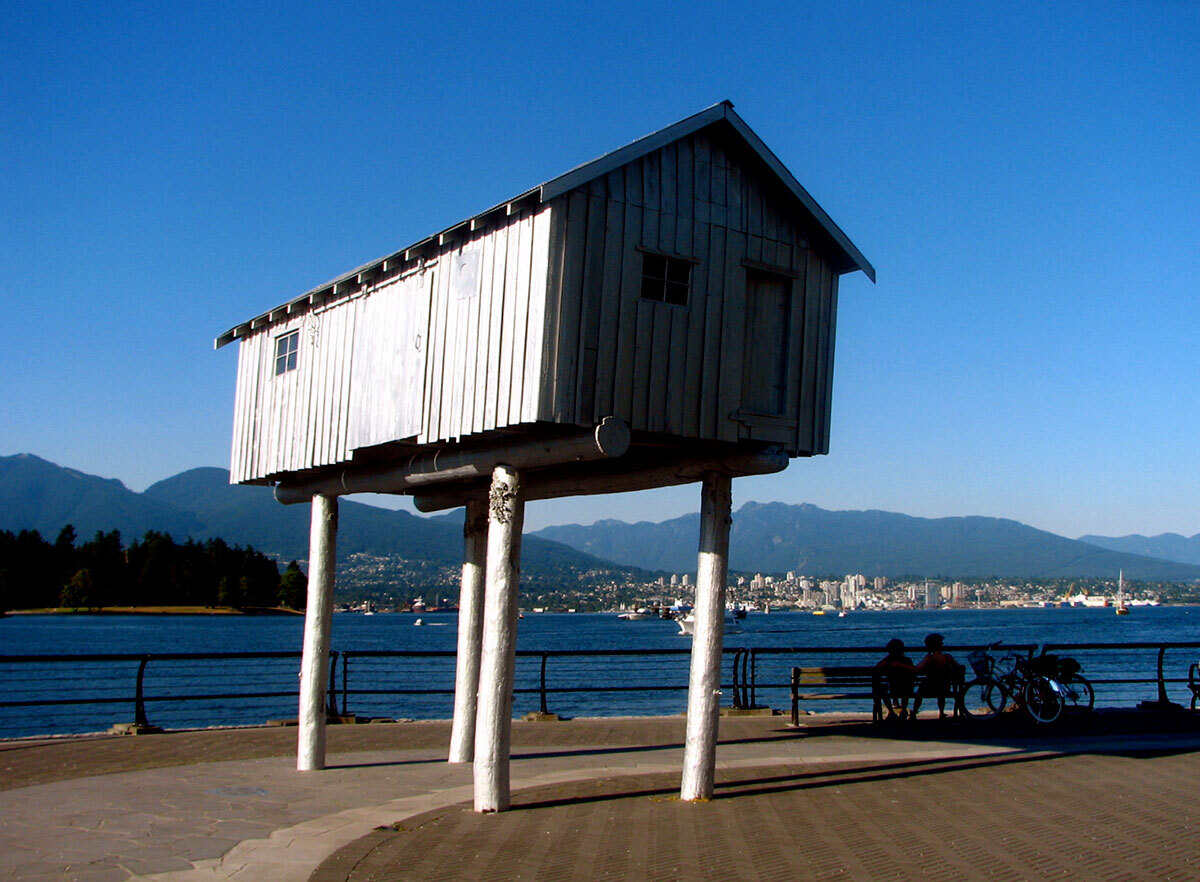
2 1 1197 539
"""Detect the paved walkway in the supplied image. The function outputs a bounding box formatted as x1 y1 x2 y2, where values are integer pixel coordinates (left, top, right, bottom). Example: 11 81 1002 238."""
2 712 1199 881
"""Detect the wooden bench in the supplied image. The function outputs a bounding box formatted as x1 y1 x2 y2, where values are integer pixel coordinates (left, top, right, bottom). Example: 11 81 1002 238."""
1188 662 1200 711
790 666 886 725
790 664 967 725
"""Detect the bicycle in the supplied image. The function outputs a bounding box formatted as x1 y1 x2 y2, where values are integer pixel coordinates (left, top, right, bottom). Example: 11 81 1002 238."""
959 642 1009 720
960 643 1092 724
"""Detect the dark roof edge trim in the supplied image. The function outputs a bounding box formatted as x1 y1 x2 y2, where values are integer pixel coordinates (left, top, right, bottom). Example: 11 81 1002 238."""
540 101 874 283
215 100 874 350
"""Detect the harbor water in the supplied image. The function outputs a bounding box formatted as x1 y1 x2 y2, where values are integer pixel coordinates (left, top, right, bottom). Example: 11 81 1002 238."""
1 606 1197 737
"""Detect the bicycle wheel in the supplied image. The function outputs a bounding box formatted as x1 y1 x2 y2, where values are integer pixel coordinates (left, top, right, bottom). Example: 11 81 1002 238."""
1061 674 1094 712
960 677 1008 720
1023 676 1063 723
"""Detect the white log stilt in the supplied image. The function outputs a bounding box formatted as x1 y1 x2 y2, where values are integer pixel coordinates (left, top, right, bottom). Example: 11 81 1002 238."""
680 472 732 801
449 498 488 763
473 465 525 812
298 493 338 772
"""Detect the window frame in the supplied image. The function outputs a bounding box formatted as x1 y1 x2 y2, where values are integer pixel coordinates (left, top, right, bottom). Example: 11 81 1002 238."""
637 247 698 308
274 330 299 377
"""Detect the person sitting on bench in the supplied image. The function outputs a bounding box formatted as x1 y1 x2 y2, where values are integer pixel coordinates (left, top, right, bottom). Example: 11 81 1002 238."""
910 633 962 721
874 638 915 720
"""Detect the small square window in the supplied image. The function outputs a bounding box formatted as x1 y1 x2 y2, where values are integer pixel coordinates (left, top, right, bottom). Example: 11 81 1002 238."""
274 331 299 376
640 253 692 306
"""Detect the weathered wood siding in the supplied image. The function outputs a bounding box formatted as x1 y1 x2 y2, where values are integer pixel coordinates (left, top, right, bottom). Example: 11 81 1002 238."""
230 205 552 483
230 305 358 484
541 128 840 456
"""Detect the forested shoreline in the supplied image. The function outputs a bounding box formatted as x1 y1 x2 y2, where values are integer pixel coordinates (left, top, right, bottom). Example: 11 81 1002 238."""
0 526 307 613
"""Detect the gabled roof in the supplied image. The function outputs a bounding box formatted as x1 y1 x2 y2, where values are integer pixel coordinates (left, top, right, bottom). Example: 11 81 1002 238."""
215 101 873 349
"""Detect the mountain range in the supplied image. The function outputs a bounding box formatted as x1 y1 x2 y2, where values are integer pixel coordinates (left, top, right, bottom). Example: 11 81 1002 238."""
2 453 1199 582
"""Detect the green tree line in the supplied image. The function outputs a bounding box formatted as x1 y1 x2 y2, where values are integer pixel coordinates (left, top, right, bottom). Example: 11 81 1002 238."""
0 526 307 612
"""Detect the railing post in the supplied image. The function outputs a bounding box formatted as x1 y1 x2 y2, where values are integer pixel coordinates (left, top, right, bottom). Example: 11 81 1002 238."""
340 652 349 716
539 652 549 715
790 666 800 726
134 655 151 728
750 649 758 710
326 651 339 718
731 650 744 709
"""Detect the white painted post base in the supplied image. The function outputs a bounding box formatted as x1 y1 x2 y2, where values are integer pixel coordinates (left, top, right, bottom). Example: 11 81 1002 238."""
680 472 732 801
473 465 525 812
298 493 338 772
449 499 488 763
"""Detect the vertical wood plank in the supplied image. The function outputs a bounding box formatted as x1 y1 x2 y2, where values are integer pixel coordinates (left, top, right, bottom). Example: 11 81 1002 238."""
665 302 689 434
698 223 726 441
522 206 551 424
611 203 642 423
535 203 566 423
553 190 588 421
646 302 672 432
496 215 521 429
680 218 710 437
630 299 654 432
821 266 840 454
574 181 608 424
508 212 534 426
797 250 822 453
484 227 509 432
716 229 747 442
592 197 626 421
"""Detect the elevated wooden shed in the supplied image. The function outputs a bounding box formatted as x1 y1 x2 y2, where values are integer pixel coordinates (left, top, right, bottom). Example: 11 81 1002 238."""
216 101 873 810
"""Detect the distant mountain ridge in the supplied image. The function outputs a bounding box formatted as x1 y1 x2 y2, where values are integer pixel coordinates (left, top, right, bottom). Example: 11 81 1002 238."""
0 454 625 579
532 501 1200 581
1077 532 1200 567
4 453 1199 582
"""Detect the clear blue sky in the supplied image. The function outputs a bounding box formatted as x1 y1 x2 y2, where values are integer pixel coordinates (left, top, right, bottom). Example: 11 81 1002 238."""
2 1 1197 539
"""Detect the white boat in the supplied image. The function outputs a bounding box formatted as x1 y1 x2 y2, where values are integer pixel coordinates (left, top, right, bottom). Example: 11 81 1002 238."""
676 611 740 636
617 607 653 620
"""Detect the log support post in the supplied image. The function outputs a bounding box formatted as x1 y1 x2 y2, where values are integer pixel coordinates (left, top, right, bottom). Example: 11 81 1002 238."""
449 498 489 763
680 472 732 801
298 493 338 771
473 465 525 812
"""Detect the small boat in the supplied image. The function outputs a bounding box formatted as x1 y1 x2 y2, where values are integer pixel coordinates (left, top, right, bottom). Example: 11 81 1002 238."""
677 611 740 635
812 609 826 616
1116 571 1129 615
413 618 423 626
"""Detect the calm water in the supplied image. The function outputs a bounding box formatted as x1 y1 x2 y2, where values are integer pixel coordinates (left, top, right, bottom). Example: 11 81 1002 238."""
2 606 1198 737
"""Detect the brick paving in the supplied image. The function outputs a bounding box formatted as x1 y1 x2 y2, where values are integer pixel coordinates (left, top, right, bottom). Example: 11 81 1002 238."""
313 747 1200 882
2 713 1199 881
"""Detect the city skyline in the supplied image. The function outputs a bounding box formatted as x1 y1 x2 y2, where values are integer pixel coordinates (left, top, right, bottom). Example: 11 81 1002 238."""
3 2 1197 539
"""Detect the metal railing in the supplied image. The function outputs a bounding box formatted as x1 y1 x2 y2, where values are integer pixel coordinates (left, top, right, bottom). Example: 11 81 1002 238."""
2 641 1198 738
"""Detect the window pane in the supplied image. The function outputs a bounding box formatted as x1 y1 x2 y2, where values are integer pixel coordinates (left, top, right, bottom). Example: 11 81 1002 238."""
642 253 666 280
641 277 665 301
666 260 691 285
274 332 299 375
664 282 689 306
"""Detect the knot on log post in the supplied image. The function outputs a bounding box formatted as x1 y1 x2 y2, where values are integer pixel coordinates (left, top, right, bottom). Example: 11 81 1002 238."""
489 479 520 524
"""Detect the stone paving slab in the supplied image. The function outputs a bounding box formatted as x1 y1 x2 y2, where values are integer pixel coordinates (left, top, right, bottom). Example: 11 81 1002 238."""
1 713 1198 881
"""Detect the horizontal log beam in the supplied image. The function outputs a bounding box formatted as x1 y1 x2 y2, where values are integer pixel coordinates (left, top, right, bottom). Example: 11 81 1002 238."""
274 417 630 505
411 448 788 512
